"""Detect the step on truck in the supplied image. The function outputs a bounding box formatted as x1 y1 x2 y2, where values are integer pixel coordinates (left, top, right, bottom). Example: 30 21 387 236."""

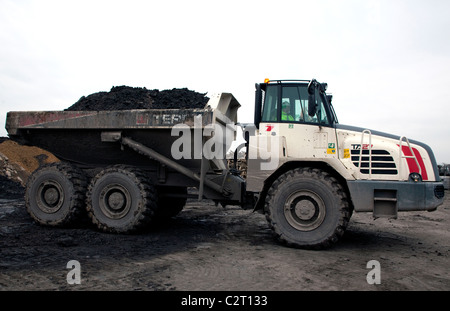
5 79 445 249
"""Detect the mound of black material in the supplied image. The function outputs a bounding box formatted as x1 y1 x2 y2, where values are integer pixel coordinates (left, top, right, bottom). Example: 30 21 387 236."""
65 86 209 111
0 175 24 199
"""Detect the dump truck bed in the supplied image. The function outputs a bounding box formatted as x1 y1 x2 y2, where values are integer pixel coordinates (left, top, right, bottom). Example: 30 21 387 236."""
6 109 211 169
5 93 240 170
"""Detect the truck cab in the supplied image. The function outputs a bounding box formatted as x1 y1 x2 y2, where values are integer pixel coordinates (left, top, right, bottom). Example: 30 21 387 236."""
247 79 444 225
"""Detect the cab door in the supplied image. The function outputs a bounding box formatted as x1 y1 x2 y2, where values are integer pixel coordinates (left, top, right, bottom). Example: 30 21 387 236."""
259 83 338 161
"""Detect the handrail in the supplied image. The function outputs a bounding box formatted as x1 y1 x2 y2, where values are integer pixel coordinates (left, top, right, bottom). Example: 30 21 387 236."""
399 136 421 179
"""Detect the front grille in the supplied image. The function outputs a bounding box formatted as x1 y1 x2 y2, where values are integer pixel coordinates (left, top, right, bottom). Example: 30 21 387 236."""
435 185 445 199
351 149 398 175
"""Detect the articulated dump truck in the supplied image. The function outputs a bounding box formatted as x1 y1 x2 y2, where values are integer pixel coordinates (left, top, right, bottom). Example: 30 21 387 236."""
5 79 445 249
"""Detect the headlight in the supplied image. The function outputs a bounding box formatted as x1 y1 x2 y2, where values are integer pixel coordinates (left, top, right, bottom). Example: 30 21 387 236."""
409 172 422 182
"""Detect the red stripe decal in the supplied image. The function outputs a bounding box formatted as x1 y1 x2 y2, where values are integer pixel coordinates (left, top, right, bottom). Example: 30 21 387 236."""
400 146 428 181
19 112 96 127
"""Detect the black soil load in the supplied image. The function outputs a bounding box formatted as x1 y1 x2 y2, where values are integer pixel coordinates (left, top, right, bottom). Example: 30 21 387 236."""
65 86 209 111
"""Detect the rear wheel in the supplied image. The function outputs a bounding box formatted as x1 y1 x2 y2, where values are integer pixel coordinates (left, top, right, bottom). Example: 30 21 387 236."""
25 162 87 227
265 167 351 249
86 165 158 233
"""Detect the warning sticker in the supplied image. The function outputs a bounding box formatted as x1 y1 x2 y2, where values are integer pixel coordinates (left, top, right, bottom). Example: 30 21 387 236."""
343 149 350 158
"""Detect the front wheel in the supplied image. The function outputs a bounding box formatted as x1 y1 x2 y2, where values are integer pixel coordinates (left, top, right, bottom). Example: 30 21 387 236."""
265 167 351 249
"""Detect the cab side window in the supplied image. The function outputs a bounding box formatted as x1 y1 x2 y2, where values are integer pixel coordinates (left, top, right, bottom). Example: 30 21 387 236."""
281 86 306 122
261 84 330 125
285 85 329 125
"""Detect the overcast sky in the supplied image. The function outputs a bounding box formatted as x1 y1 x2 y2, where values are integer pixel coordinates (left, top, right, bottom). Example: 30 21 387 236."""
1 0 449 163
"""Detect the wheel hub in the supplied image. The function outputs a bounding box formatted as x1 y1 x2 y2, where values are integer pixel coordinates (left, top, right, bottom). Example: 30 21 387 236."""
37 181 64 213
108 192 126 210
284 190 326 231
295 200 316 221
99 184 131 219
43 187 60 206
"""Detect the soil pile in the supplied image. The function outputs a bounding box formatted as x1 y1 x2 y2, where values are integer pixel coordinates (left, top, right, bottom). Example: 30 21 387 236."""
0 138 60 187
65 86 209 111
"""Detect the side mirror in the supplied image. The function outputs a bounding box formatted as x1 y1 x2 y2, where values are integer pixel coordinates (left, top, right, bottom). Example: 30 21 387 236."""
308 93 317 117
307 79 317 117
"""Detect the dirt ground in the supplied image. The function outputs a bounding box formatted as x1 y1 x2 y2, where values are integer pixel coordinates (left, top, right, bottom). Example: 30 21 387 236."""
1 187 449 292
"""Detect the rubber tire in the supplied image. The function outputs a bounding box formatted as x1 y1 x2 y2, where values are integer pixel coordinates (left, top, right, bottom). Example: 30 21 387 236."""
25 162 87 227
156 186 187 220
86 165 158 233
265 167 351 249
